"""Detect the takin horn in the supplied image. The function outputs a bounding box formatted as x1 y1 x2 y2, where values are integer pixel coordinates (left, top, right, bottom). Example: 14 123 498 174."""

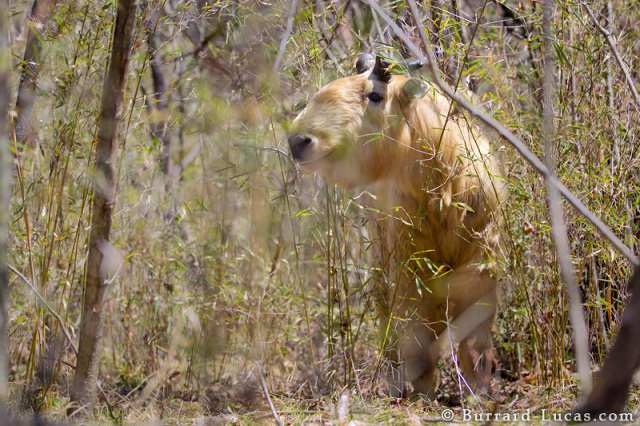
355 53 426 75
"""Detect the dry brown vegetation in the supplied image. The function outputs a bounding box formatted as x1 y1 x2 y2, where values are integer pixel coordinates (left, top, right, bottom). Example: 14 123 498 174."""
2 0 640 423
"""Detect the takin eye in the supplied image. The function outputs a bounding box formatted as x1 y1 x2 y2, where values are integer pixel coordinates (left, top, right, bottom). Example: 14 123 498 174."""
367 92 383 103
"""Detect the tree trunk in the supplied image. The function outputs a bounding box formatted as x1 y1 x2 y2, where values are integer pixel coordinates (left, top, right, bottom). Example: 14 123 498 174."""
12 0 55 193
68 0 137 416
574 266 640 415
14 0 54 153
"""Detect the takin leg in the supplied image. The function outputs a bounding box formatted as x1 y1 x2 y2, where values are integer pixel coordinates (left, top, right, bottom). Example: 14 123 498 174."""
380 314 440 398
456 286 497 394
408 271 498 398
402 322 440 399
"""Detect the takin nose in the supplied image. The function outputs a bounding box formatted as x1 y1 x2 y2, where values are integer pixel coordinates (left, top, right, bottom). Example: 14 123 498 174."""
287 133 313 162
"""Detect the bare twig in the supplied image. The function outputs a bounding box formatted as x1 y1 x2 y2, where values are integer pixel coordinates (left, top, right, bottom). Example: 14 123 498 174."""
273 0 299 73
541 0 591 394
365 0 640 268
0 0 9 409
7 264 78 355
582 2 640 109
257 363 282 426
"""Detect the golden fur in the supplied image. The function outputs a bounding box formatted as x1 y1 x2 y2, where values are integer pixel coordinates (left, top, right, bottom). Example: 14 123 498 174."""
289 58 504 397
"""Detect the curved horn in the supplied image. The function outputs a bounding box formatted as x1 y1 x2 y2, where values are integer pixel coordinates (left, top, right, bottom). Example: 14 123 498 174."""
356 53 424 78
356 53 376 74
403 59 426 71
371 56 392 82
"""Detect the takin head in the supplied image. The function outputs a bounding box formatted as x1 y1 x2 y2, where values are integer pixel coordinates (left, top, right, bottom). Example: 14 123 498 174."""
287 54 436 189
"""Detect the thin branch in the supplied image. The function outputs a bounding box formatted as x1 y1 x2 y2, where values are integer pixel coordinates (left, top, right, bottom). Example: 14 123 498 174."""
582 2 640 109
364 0 640 269
272 0 298 73
257 363 282 426
7 264 78 355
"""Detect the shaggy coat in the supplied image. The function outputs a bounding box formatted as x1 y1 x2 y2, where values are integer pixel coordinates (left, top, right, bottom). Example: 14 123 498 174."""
288 56 504 397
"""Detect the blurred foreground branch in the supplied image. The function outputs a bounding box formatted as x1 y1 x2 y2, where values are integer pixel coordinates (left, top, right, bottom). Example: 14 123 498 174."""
12 0 55 194
14 0 55 154
145 15 172 176
0 0 9 410
574 267 640 414
7 264 77 355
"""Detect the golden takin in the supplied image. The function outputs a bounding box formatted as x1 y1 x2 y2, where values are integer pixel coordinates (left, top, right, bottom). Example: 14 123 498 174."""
288 54 505 398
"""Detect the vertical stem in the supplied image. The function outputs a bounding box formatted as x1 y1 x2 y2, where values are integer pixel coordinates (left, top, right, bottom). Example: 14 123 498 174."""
0 0 10 411
326 187 334 365
604 2 619 172
147 27 172 176
541 0 591 394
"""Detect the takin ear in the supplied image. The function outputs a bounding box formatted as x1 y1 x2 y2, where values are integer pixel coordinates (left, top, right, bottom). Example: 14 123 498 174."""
402 78 429 99
356 53 376 74
371 56 392 83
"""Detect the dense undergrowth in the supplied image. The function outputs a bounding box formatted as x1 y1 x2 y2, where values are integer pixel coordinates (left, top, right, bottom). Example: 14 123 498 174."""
4 0 640 423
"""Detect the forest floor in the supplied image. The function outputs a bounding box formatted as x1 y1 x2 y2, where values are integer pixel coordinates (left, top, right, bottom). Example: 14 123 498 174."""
10 360 640 425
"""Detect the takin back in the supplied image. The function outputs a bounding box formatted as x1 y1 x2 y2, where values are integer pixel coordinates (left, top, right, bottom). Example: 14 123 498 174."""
288 54 505 398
